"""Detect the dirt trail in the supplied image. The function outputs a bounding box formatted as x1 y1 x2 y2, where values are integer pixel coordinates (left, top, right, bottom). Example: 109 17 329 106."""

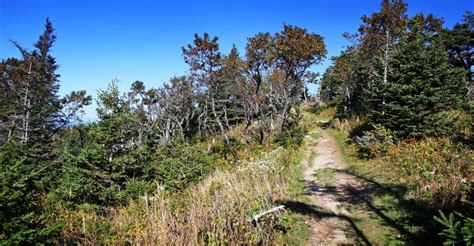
302 130 374 245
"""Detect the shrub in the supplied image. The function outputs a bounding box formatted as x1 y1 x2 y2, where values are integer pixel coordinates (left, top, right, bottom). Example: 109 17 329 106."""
154 144 214 190
429 110 473 141
330 117 364 133
60 147 303 245
355 125 395 158
310 102 329 114
274 123 304 147
118 179 156 202
365 40 466 140
378 138 473 209
0 141 61 244
435 200 474 245
210 136 242 159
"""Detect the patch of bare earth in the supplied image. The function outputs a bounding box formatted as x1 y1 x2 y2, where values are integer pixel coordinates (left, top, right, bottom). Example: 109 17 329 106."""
302 130 372 245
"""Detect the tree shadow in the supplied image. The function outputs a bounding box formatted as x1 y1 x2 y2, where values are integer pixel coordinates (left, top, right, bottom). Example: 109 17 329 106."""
306 167 442 244
278 200 373 246
316 120 332 129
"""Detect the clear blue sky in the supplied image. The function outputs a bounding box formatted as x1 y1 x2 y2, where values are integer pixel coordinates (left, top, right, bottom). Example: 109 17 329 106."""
1 0 472 121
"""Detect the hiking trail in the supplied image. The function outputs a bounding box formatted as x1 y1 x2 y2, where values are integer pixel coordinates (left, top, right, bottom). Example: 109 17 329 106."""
301 129 395 245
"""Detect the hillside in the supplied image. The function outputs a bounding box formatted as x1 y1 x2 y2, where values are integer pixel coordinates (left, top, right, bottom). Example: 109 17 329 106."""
1 0 472 245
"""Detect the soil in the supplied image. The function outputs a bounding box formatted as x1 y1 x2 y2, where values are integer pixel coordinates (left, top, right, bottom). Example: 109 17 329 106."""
302 130 373 245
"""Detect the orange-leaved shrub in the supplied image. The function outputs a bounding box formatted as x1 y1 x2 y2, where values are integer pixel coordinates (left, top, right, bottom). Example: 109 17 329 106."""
376 138 473 209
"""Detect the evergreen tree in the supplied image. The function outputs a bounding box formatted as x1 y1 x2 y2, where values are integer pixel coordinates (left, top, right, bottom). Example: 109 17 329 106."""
0 19 90 243
366 39 466 139
218 44 246 127
441 11 474 98
319 48 366 116
54 80 149 206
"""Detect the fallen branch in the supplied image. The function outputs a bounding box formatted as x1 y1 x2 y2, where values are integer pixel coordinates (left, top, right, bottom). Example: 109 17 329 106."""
251 205 286 224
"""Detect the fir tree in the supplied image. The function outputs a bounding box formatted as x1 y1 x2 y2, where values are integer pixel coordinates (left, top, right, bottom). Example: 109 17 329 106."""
366 39 466 139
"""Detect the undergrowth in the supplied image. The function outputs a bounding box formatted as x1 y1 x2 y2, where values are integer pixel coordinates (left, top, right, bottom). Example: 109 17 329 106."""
57 144 309 245
323 112 473 244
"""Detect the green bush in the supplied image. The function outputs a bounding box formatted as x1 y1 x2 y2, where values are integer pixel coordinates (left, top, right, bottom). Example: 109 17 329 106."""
380 138 472 209
274 123 304 148
435 200 474 245
310 101 335 114
0 141 60 244
118 179 156 202
210 136 242 159
365 40 466 140
154 144 214 190
355 125 395 158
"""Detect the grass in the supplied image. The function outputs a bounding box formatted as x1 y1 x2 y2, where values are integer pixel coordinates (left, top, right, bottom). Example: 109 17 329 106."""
312 168 337 186
324 122 473 244
274 149 311 245
307 150 317 167
310 131 320 139
59 142 312 245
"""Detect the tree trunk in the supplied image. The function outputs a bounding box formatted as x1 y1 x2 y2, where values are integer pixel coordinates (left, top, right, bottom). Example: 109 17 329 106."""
382 30 390 115
210 98 238 162
222 105 231 130
22 62 32 145
278 98 291 134
244 106 252 144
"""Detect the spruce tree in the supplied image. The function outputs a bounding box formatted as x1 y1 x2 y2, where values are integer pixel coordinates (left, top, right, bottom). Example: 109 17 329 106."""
366 39 466 139
441 11 474 98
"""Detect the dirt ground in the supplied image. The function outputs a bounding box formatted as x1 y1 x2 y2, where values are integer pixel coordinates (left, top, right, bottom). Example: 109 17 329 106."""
301 130 386 245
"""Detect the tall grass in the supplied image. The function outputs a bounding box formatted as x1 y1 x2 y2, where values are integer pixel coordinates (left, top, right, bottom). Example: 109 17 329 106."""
371 138 473 209
59 147 305 245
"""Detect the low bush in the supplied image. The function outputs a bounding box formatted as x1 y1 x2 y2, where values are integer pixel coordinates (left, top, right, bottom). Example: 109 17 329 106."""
355 125 395 158
154 143 215 191
330 117 364 133
210 136 243 159
274 124 304 147
434 200 474 245
373 138 473 210
0 140 61 244
58 147 304 245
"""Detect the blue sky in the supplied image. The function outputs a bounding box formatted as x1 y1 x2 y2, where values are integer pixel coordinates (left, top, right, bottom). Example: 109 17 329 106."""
1 0 472 121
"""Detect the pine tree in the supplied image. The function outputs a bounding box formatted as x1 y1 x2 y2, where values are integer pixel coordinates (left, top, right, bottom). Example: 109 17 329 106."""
182 33 238 160
441 11 474 98
0 19 90 243
218 44 246 127
366 39 466 139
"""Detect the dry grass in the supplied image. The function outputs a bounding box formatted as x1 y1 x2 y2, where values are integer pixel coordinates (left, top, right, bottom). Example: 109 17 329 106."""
374 138 474 208
61 147 304 245
330 117 364 133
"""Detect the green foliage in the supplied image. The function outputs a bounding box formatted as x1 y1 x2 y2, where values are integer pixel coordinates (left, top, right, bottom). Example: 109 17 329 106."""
377 138 472 208
154 143 214 190
325 122 473 244
210 136 242 159
366 39 466 139
435 201 474 245
319 48 367 117
441 11 473 98
274 112 305 147
0 141 60 243
355 125 395 158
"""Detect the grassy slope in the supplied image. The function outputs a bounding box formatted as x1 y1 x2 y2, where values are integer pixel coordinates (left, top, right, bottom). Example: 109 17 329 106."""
324 113 473 245
59 118 314 244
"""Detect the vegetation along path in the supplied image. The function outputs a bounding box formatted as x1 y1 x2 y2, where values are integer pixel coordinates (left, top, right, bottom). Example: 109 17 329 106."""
301 129 403 245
